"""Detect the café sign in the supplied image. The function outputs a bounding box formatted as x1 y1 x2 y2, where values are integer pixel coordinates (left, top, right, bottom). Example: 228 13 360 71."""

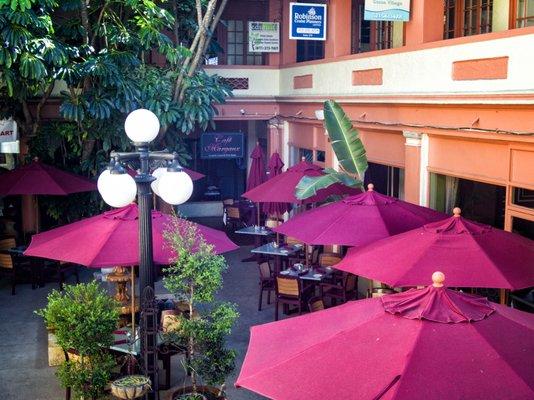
248 22 280 53
289 2 327 41
200 132 244 159
0 118 17 143
364 0 411 21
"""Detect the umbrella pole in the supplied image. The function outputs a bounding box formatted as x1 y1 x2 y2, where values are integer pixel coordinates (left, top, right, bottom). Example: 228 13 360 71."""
35 196 40 234
257 203 260 226
499 289 507 305
131 266 135 337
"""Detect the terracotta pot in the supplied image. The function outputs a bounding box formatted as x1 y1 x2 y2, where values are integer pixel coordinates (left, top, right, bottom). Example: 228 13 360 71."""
164 385 226 400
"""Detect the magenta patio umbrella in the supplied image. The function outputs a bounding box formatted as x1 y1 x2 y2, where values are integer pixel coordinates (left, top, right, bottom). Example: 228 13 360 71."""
273 184 447 246
262 152 290 216
243 159 358 205
336 208 534 290
0 160 96 195
24 203 238 267
246 144 267 191
236 272 534 400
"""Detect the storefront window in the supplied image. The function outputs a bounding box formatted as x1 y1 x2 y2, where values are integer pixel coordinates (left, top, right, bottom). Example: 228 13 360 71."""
429 173 505 228
443 0 493 39
351 0 393 53
512 187 534 210
298 148 314 162
316 150 326 163
511 216 534 239
515 0 534 27
220 19 264 65
365 162 404 199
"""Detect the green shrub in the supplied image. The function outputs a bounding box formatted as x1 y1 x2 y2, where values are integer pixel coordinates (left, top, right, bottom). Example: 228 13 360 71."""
37 282 119 400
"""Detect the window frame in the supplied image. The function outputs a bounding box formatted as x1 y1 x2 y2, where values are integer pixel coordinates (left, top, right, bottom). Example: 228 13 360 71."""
351 0 394 54
443 0 493 39
510 0 534 28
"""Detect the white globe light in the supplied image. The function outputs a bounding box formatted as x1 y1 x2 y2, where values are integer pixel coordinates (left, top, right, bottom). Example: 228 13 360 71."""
150 167 167 196
158 170 193 205
97 169 112 196
99 172 137 208
124 109 160 143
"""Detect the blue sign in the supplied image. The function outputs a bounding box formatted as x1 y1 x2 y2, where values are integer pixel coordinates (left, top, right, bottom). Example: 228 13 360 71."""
200 132 244 159
289 2 327 41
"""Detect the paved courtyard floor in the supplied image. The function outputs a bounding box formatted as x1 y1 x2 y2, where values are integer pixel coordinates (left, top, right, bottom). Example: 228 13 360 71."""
0 218 276 400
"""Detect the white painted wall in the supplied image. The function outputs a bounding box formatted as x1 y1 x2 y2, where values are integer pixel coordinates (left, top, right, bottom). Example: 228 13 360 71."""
206 33 534 103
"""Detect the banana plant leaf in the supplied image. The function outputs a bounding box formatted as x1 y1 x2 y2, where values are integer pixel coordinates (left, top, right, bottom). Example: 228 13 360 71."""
295 169 362 200
324 99 368 179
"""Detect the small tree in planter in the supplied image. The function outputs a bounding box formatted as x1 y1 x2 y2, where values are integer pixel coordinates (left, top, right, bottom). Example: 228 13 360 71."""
163 217 238 400
37 282 119 400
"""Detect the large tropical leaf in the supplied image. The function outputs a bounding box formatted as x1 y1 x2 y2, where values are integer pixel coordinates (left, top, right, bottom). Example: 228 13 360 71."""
295 169 362 200
323 99 368 179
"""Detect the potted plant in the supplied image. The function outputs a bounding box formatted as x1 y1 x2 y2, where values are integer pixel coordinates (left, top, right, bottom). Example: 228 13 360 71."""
36 282 119 400
162 217 238 400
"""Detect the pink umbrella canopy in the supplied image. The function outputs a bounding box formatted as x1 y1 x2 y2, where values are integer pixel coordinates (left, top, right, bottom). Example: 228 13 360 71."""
336 208 534 290
0 160 96 195
243 159 358 204
273 184 447 246
236 273 534 400
246 144 267 192
24 204 238 267
262 152 290 216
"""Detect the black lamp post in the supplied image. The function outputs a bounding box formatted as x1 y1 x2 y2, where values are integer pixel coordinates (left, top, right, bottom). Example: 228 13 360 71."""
97 109 194 399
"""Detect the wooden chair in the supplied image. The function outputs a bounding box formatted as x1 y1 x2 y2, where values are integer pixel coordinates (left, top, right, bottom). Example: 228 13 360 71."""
320 273 358 305
265 217 283 229
225 205 242 230
0 238 35 295
54 261 80 290
275 275 313 321
318 252 342 267
257 261 275 311
308 246 320 266
367 287 396 298
222 198 234 206
285 236 306 265
308 296 325 313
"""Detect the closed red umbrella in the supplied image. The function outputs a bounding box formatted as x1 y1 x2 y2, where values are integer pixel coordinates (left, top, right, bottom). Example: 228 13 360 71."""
262 152 290 216
236 273 534 400
0 160 96 195
336 208 534 290
24 203 238 267
243 159 358 204
273 184 446 246
246 144 267 191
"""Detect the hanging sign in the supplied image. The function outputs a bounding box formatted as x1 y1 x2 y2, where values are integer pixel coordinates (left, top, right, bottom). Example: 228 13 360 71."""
364 0 411 21
0 118 17 143
248 22 280 53
289 2 327 41
201 132 245 159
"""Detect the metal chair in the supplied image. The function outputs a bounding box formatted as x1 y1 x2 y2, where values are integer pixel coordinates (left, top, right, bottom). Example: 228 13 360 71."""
0 238 35 295
257 261 275 311
320 273 358 305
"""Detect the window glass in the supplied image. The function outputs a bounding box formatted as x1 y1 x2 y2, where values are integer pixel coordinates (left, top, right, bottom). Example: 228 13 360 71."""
516 0 534 27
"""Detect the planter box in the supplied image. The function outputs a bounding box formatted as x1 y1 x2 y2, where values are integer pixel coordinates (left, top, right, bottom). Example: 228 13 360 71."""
48 332 64 366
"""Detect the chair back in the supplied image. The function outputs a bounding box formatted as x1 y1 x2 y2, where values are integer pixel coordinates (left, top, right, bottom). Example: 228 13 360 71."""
308 296 325 313
276 276 300 297
309 246 320 265
258 262 272 280
319 252 342 267
344 274 358 292
226 206 240 219
0 238 16 269
265 218 281 229
285 236 303 247
368 287 396 298
222 199 234 206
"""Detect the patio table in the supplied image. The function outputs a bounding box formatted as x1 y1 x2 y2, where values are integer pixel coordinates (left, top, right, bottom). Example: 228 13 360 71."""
251 242 300 273
281 267 333 282
235 225 274 262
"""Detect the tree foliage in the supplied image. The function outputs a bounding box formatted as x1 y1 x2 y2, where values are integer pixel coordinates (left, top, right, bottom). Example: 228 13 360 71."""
163 217 238 393
0 0 230 222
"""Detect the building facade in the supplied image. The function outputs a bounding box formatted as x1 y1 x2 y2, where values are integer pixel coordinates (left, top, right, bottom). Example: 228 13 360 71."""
202 0 534 238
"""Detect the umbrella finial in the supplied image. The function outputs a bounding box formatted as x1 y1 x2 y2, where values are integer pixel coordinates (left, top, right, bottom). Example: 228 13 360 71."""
453 207 461 217
432 271 445 287
367 183 374 191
